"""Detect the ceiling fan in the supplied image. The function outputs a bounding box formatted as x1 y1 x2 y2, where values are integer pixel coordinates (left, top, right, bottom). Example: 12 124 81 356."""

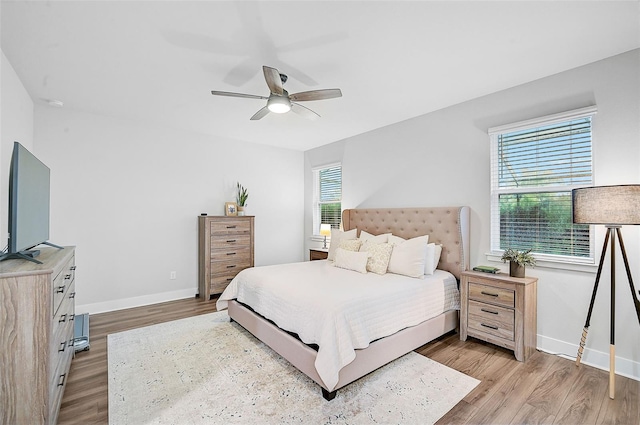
211 66 342 120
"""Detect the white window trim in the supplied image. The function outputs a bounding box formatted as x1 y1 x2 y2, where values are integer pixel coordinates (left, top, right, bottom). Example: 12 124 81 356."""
312 162 342 236
487 106 598 269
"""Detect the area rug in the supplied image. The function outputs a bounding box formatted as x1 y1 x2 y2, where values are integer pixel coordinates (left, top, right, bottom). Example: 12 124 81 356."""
108 311 479 424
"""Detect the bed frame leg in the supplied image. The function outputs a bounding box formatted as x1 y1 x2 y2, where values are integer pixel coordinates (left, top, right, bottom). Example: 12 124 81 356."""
322 388 337 401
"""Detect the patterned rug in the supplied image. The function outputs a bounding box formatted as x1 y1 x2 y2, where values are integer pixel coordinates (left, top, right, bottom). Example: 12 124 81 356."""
108 311 479 424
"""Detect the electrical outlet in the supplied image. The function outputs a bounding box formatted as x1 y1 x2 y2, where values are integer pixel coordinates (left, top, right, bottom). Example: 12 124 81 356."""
170 271 176 280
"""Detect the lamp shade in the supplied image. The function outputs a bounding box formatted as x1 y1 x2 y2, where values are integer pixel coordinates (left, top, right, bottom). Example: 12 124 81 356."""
572 185 640 225
320 224 332 236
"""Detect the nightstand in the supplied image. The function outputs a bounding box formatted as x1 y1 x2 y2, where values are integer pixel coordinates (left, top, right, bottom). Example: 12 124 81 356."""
309 248 329 261
460 270 538 361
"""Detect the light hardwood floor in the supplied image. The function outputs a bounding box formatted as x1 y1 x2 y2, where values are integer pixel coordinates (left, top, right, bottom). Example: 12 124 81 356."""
58 297 639 424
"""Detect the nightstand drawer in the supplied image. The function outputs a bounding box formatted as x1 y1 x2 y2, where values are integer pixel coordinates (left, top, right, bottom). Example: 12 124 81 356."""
469 282 515 308
310 249 328 261
468 300 514 340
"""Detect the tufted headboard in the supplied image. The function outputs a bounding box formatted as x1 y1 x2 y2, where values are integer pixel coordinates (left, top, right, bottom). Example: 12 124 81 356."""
341 207 470 280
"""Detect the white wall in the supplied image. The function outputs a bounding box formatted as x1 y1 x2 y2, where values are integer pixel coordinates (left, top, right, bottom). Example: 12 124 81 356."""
305 49 640 380
0 50 34 234
34 106 304 314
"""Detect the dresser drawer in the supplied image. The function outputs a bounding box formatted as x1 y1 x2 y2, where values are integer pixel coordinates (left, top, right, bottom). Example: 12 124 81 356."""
211 257 252 273
211 246 251 263
51 281 75 355
209 265 251 293
210 220 252 236
211 234 251 251
468 300 514 340
52 256 75 316
469 282 515 308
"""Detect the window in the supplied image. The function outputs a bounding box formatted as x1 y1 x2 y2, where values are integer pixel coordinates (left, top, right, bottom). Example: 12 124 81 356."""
313 163 342 234
489 106 597 263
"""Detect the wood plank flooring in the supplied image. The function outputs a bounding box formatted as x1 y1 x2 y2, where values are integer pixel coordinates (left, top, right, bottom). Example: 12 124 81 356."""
58 297 639 424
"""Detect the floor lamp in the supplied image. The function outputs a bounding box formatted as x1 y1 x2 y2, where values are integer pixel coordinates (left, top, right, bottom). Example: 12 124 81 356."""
572 185 640 399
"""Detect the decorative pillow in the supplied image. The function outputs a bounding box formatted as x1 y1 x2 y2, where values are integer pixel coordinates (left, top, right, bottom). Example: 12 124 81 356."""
387 235 429 278
327 228 357 261
340 239 362 252
333 248 369 274
424 243 443 275
360 241 393 275
359 230 391 244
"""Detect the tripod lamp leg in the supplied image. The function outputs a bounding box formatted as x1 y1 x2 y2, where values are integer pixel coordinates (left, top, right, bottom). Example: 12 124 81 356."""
609 344 615 399
575 327 589 366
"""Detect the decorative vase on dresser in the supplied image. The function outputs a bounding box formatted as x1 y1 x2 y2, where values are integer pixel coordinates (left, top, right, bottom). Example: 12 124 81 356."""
0 246 76 425
198 215 254 300
459 270 538 362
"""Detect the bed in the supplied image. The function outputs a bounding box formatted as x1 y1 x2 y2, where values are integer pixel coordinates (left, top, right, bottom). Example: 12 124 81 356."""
217 206 470 400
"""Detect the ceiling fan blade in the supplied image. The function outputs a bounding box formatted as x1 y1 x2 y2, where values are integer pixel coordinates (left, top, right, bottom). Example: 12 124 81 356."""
289 89 342 102
291 103 320 121
211 91 267 100
250 106 270 120
263 66 284 96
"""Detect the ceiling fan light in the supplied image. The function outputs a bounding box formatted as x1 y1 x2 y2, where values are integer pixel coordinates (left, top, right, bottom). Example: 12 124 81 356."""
267 96 291 113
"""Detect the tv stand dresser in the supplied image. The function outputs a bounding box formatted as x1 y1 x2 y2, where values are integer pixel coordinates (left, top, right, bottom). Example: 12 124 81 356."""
0 246 76 425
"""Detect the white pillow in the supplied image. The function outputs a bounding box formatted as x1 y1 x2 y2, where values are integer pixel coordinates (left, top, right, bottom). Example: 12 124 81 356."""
327 228 357 261
387 234 401 245
387 235 429 278
360 240 393 275
333 248 369 274
359 230 391 244
424 243 443 275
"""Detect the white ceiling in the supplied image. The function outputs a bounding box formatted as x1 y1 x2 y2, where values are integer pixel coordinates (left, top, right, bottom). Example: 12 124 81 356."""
2 1 639 151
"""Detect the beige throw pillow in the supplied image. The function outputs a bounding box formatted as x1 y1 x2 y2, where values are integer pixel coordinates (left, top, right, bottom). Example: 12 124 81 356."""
360 240 393 275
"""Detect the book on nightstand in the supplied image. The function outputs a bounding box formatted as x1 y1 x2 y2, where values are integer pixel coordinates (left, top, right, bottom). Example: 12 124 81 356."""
472 265 501 274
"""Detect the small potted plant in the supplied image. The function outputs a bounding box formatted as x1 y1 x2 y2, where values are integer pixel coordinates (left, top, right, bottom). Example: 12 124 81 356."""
236 182 249 216
501 248 536 278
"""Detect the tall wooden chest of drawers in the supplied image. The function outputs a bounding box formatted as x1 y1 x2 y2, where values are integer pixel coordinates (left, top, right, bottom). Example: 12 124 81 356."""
198 216 254 300
460 270 537 361
0 246 76 425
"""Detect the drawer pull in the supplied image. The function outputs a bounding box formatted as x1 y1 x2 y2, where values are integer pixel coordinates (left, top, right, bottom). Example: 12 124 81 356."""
481 323 499 330
56 285 66 294
226 265 236 269
481 291 499 297
70 266 77 271
59 341 67 352
59 314 67 323
69 292 76 299
69 314 75 321
226 252 236 256
65 274 72 280
226 240 237 243
58 374 66 387
226 225 237 229
481 308 499 315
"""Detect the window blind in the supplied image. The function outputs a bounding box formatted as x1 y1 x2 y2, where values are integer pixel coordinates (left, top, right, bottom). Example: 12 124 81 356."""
490 107 596 262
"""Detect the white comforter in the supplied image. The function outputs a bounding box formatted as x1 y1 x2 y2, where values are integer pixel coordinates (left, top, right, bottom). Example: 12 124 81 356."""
216 260 459 391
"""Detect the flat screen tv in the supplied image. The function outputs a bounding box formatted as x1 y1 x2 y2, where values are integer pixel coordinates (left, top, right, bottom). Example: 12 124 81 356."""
0 142 61 264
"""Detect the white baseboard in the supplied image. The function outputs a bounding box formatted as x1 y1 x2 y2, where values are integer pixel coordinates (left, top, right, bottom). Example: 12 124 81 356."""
75 288 198 315
537 334 639 382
